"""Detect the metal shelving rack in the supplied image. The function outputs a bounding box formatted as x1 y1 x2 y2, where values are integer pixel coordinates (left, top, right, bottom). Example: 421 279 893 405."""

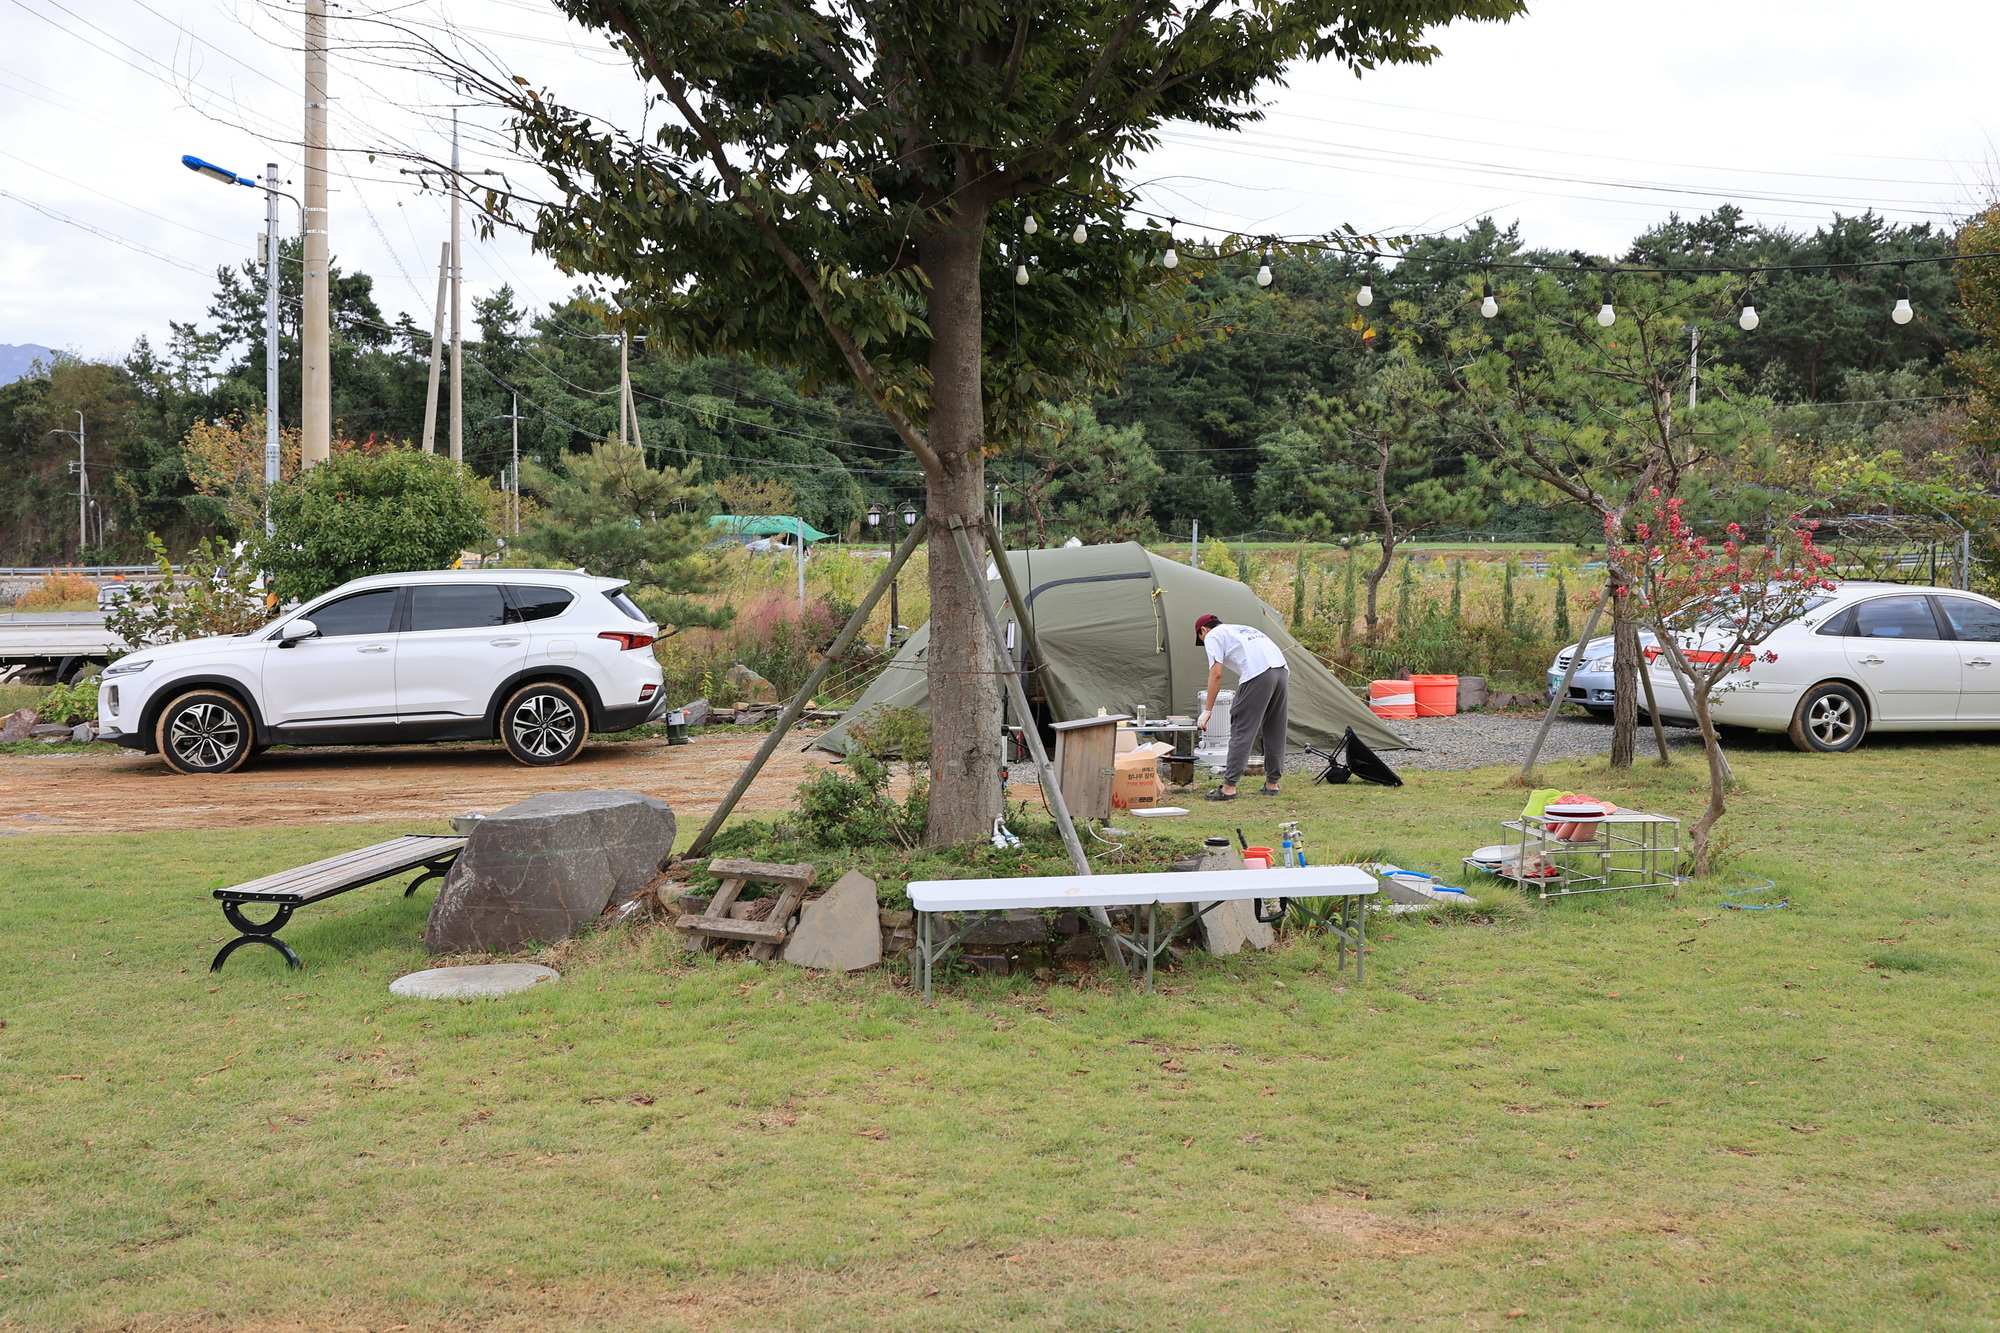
1467 811 1682 900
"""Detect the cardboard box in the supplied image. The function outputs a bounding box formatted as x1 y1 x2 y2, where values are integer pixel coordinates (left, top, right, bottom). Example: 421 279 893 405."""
1111 742 1173 809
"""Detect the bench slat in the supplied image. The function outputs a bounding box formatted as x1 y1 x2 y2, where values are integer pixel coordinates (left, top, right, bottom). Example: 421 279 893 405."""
217 835 466 903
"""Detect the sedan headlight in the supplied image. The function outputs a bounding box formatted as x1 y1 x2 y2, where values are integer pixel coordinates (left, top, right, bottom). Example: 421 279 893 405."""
1583 656 1615 673
101 658 153 678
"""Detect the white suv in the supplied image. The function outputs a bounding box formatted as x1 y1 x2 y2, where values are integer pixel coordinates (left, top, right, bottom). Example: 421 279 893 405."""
95 569 665 774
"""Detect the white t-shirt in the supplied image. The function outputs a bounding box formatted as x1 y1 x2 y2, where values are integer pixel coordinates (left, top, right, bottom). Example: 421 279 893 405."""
1204 623 1288 684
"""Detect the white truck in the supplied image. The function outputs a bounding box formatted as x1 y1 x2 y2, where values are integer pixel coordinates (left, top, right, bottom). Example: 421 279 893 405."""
0 612 127 684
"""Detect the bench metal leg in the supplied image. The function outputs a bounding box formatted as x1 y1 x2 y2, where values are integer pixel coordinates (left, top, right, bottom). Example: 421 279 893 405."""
212 900 302 972
1272 896 1369 981
402 856 455 897
1079 902 1219 993
911 911 970 1006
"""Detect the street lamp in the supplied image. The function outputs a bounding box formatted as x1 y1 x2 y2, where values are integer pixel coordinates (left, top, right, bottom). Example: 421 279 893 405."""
183 154 297 535
901 501 918 527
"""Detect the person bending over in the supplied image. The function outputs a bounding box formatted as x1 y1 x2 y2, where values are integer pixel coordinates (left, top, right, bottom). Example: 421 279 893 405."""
1194 613 1290 802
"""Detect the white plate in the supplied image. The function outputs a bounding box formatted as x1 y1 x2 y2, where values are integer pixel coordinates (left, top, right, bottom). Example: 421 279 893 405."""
1131 807 1189 817
1467 844 1523 863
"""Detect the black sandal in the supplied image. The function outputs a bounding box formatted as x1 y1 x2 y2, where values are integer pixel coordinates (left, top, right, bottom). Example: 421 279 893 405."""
1256 785 1282 796
1204 788 1238 802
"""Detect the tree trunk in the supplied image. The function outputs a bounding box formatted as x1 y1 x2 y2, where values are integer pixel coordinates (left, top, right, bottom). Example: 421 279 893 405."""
918 213 1003 846
1669 652 1732 876
1363 541 1395 637
1609 581 1639 770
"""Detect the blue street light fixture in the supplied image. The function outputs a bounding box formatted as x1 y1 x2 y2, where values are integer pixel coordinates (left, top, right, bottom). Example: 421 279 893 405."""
181 155 257 188
184 153 291 534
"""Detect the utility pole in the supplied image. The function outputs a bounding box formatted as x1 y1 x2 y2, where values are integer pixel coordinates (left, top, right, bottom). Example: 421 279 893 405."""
449 110 463 463
617 332 629 447
300 0 331 468
420 241 448 452
1688 325 1700 409
1189 519 1199 565
73 412 86 558
262 163 280 532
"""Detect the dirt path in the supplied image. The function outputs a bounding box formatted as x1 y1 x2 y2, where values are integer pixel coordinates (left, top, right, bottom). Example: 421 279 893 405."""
0 730 838 836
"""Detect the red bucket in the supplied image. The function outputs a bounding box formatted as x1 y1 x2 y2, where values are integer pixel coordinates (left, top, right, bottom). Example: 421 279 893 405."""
1411 674 1458 717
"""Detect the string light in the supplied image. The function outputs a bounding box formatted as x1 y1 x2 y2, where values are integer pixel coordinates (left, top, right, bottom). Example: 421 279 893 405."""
1480 280 1498 318
1892 280 1914 324
1596 283 1616 327
1256 252 1272 287
1162 243 1178 269
1023 216 1038 236
1356 283 1373 307
1073 223 1087 244
1015 261 1029 286
1738 289 1760 331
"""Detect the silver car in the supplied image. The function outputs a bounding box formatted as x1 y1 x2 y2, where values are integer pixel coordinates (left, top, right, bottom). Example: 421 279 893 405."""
1548 631 1659 717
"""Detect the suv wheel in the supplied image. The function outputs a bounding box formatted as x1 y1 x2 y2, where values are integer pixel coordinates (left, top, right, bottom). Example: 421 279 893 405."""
155 690 254 774
500 682 588 766
1788 683 1867 753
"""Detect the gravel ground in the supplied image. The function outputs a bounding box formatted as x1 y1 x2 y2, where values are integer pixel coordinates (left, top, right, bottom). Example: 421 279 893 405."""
1378 711 1706 771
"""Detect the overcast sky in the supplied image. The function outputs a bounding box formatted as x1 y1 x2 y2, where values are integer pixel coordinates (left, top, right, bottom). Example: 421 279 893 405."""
3 0 1995 362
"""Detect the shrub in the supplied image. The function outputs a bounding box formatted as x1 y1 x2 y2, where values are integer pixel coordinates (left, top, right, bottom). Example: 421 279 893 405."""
105 536 269 651
37 679 97 724
261 447 493 603
16 572 97 610
794 752 927 850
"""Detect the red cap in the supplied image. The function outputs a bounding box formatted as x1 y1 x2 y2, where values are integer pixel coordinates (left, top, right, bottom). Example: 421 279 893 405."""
1194 614 1221 644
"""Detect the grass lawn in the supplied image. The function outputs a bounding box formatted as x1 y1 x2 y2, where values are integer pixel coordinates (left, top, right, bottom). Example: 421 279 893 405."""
1 733 1996 1330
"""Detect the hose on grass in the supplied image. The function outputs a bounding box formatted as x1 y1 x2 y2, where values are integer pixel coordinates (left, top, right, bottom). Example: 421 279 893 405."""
1716 874 1787 910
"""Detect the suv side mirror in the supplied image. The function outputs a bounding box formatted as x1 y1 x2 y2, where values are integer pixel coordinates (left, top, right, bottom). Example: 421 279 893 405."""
279 619 320 648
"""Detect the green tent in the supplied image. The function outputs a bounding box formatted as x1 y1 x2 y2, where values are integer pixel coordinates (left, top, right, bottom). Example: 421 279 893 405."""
815 542 1408 753
708 515 833 543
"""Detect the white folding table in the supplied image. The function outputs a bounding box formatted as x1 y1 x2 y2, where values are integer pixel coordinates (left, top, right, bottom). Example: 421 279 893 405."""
904 866 1379 999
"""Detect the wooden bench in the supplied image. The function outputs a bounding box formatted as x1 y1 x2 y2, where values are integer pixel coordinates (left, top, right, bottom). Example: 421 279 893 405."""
210 834 467 972
675 859 817 959
903 865 1378 1000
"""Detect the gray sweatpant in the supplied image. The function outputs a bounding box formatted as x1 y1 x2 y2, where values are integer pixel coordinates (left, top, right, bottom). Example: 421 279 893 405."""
1224 666 1288 786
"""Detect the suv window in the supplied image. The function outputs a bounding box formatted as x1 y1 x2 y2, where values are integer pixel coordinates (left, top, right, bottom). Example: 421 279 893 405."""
410 584 508 632
506 586 575 623
1938 596 2000 643
605 589 648 622
1851 595 1944 640
306 588 400 638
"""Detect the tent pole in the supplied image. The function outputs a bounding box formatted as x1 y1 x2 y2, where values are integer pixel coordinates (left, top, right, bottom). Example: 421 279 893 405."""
681 517 929 862
947 517 1124 969
980 525 1049 713
1519 588 1607 783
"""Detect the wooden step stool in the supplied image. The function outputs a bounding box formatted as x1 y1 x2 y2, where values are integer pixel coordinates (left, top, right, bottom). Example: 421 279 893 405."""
676 858 817 960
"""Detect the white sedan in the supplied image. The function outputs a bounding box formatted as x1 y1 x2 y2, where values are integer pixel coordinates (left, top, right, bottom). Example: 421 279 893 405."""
1646 581 2000 752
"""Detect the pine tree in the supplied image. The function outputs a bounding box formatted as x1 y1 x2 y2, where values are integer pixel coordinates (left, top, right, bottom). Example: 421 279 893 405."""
1501 555 1518 634
1290 546 1308 627
1554 568 1573 642
1341 549 1359 639
1450 557 1464 620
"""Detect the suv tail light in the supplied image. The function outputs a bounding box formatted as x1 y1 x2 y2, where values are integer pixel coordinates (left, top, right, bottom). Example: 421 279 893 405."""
598 631 656 651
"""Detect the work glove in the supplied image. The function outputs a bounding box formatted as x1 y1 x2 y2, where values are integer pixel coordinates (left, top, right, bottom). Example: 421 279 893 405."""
1197 709 1212 733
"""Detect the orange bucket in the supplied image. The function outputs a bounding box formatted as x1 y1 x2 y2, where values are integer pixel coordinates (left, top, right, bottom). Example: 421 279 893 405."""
1369 680 1416 718
1411 674 1458 717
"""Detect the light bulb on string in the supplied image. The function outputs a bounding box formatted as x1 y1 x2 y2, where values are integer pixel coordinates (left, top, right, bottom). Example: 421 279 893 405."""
1256 252 1272 287
1892 281 1914 324
1596 292 1616 327
1073 223 1087 244
1015 262 1029 286
1023 216 1037 236
1480 281 1498 319
1356 284 1373 307
1738 302 1759 332
1162 244 1178 269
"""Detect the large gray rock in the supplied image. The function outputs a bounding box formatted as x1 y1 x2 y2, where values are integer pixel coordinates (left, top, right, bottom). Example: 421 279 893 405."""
782 870 882 972
681 698 710 727
423 790 675 954
0 709 37 743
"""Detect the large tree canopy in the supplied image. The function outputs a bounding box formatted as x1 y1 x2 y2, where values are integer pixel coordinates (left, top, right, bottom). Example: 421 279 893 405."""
474 0 1523 843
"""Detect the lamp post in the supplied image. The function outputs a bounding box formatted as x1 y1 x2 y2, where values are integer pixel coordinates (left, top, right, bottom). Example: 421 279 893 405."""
183 154 298 535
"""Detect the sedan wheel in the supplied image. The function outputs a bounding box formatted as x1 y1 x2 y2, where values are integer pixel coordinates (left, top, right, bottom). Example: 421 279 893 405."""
155 689 254 775
501 682 587 766
1788 682 1867 753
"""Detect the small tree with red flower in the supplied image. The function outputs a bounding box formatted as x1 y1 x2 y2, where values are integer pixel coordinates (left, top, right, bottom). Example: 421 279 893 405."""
1609 493 1837 873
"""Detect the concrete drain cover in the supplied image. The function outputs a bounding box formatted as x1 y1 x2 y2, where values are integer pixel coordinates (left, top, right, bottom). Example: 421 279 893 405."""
389 963 560 998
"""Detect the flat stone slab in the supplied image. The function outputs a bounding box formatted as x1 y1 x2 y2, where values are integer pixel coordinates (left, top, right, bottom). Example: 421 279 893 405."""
783 869 882 972
390 963 561 998
1198 896 1275 957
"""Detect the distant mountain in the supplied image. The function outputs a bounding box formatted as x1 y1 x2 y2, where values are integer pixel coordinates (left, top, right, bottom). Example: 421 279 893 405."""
0 344 55 386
